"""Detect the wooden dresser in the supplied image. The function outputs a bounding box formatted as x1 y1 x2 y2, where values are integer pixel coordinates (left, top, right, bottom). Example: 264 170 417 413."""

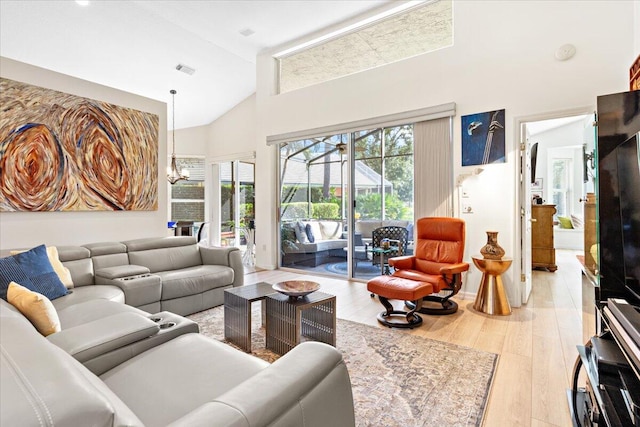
583 193 597 274
531 204 557 272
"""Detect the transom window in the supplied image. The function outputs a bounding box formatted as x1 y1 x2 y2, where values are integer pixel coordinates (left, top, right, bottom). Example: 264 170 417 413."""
276 0 453 93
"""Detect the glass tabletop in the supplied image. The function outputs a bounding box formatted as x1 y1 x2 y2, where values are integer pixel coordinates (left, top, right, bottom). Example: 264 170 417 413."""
371 246 399 254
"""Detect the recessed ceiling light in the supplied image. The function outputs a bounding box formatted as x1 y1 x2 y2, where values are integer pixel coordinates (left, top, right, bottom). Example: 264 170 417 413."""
75 0 90 6
239 28 255 37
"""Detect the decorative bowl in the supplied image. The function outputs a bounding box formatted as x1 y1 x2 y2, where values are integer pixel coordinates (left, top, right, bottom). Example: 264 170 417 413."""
272 281 320 298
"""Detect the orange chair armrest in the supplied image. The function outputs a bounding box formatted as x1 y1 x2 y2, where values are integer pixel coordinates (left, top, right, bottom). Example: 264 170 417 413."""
440 262 470 275
389 256 415 269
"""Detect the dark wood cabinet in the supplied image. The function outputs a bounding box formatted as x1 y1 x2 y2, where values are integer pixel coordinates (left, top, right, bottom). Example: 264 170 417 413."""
531 204 557 272
583 194 597 275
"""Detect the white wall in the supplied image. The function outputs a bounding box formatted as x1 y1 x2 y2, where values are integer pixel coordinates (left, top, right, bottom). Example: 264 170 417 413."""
208 93 257 159
173 125 209 157
252 0 635 306
0 57 168 249
171 94 257 161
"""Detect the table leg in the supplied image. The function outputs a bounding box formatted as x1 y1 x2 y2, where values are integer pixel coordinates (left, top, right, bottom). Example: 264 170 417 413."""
224 293 252 352
473 272 512 315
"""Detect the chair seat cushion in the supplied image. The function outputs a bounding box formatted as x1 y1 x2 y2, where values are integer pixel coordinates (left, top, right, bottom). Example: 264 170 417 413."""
51 285 124 311
392 270 446 292
57 299 146 329
367 276 434 301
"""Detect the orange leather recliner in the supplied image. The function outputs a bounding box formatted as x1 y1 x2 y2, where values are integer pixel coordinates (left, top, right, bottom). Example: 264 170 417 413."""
388 217 469 315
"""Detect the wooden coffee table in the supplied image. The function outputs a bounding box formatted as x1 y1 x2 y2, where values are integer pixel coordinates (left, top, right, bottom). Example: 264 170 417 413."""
224 282 274 352
265 291 336 355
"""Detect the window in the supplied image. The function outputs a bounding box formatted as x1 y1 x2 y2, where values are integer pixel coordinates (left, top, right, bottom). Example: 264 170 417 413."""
278 125 414 279
551 158 572 218
170 157 205 225
276 0 453 93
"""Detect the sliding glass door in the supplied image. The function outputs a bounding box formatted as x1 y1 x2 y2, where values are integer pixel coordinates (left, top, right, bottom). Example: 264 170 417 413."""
278 125 414 280
279 134 348 274
213 160 255 265
351 125 414 280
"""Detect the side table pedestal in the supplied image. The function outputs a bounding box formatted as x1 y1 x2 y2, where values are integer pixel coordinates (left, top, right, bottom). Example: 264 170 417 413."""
472 256 512 316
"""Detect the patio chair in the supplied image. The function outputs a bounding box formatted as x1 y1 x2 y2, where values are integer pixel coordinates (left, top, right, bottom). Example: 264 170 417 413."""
369 226 409 273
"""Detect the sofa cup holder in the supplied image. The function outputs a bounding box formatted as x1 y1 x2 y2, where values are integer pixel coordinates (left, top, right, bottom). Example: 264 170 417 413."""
159 322 176 330
150 316 163 323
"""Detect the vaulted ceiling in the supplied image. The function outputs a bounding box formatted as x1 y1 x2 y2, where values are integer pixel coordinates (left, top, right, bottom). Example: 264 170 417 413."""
0 0 391 129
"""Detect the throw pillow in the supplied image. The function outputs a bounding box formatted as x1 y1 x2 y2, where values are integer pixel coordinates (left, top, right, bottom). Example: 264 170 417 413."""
7 281 61 336
570 214 584 229
11 246 74 289
305 223 316 243
294 221 309 244
0 244 68 301
558 216 574 229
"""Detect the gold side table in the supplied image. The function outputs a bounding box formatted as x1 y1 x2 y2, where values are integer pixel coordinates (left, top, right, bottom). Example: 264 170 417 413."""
472 256 512 315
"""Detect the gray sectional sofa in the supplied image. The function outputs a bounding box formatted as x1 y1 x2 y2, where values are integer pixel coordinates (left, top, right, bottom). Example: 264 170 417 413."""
0 236 357 426
35 235 244 316
1 298 356 426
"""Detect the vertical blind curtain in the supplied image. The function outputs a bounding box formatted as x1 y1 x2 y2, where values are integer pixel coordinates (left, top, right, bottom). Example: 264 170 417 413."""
414 117 453 219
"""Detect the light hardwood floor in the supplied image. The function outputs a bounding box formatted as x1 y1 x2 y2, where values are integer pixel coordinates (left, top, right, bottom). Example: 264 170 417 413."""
245 250 585 427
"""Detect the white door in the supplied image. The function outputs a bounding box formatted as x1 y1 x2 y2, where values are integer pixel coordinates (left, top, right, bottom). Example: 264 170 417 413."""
520 127 533 303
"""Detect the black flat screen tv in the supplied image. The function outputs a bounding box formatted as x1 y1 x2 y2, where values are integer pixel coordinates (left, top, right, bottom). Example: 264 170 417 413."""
598 89 640 305
617 133 640 299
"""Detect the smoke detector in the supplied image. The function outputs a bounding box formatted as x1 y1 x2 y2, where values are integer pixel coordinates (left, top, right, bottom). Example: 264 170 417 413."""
175 64 196 75
555 44 576 61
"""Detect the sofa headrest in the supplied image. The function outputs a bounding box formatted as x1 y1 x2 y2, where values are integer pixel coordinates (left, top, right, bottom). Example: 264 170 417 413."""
123 236 197 252
57 246 91 262
83 242 127 257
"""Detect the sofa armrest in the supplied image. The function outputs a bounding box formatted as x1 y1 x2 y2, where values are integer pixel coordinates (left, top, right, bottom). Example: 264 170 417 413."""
47 312 160 362
389 255 415 269
440 262 470 276
95 264 150 279
167 342 355 427
199 246 244 287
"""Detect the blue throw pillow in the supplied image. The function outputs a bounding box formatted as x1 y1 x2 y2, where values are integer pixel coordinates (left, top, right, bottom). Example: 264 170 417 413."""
0 244 68 301
305 223 315 243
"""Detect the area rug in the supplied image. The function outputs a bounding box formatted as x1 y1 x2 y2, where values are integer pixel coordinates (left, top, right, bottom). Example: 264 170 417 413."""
324 261 380 276
188 306 498 427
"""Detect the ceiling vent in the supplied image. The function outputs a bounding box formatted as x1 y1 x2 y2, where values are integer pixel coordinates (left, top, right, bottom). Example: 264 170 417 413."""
175 64 196 75
239 28 255 37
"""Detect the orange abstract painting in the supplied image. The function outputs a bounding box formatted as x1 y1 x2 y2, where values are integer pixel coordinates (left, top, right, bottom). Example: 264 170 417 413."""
0 78 158 211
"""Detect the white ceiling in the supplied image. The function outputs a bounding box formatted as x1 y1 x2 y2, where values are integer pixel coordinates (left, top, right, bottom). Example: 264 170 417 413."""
0 0 391 129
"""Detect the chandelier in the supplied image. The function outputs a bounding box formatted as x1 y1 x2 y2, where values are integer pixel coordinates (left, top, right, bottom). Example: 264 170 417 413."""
167 89 189 184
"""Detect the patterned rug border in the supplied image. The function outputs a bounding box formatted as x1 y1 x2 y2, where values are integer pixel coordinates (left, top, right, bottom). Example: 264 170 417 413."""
189 307 499 427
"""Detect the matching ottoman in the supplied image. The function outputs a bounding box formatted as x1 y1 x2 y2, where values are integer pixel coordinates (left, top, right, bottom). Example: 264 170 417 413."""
367 275 434 328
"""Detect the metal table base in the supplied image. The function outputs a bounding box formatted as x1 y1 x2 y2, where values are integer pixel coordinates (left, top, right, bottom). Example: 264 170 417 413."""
224 282 274 352
266 291 336 356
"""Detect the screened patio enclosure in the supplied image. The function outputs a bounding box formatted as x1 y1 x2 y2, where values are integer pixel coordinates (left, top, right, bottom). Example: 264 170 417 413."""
279 126 414 280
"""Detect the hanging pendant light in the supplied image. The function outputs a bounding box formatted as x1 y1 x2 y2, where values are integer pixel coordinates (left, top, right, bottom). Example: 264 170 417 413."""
167 89 190 184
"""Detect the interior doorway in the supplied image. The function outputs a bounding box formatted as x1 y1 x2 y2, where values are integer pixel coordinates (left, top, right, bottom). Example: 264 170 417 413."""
210 155 256 268
519 111 595 303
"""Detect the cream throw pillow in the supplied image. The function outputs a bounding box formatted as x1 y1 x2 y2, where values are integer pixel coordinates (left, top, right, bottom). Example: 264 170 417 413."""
11 246 74 289
7 281 61 336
